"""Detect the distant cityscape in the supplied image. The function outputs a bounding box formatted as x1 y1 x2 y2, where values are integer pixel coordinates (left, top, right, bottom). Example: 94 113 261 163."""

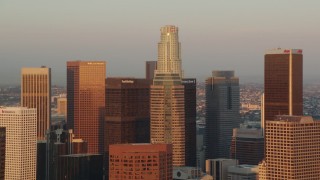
0 25 320 180
4 82 320 119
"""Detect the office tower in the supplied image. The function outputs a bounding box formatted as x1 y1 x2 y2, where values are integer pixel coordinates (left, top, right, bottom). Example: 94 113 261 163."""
56 154 103 180
230 127 264 165
205 159 238 180
259 115 320 179
151 25 186 166
105 77 151 150
227 165 258 180
57 97 67 117
109 143 172 180
37 141 46 180
0 127 5 180
205 71 240 159
182 78 197 167
104 78 151 177
264 48 303 121
21 67 51 140
67 61 106 153
146 61 157 79
156 25 183 78
0 107 37 180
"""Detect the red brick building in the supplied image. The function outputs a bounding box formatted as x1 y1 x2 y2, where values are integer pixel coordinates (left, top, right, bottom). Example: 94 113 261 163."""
109 143 172 180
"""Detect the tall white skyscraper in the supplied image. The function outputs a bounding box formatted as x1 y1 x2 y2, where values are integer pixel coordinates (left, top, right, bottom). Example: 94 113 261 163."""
0 107 37 180
155 25 183 78
151 25 186 166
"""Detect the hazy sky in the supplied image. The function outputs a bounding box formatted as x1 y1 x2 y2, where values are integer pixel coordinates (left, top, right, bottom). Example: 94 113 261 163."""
1 0 320 85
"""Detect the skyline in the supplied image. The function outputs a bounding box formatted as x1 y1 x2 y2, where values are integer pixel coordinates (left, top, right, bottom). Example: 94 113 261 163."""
1 1 320 85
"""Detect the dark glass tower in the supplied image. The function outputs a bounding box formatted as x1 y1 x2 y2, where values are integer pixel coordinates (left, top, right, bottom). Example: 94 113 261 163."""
205 71 239 159
56 154 103 180
105 77 151 150
182 78 197 167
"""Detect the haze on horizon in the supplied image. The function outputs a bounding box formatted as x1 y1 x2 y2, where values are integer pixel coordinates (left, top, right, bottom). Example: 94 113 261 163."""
1 0 320 86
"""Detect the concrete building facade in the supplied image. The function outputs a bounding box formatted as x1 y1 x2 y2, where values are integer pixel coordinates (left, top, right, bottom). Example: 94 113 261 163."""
0 107 37 180
259 115 320 179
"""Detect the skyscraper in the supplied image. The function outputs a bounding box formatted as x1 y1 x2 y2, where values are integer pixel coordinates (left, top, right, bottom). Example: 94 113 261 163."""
109 143 173 180
0 127 5 180
205 71 239 159
67 61 106 153
0 107 37 180
151 25 186 166
21 67 51 140
146 61 157 80
155 25 183 78
105 78 151 151
259 115 320 179
264 48 303 121
182 78 197 167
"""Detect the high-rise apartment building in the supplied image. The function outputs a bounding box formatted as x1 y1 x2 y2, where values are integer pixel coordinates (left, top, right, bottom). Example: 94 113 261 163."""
0 127 5 180
146 61 157 80
205 71 239 159
182 78 197 167
109 143 172 180
259 115 320 179
230 127 264 165
151 25 186 166
67 61 106 153
21 67 51 140
264 48 303 121
105 78 151 151
0 107 37 180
